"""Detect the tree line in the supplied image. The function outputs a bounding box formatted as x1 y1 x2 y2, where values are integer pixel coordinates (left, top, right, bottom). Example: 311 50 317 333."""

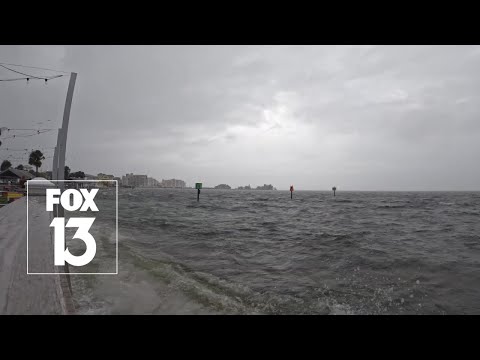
1 150 85 179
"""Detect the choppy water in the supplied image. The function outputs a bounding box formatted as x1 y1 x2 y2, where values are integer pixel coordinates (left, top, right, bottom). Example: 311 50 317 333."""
70 189 480 315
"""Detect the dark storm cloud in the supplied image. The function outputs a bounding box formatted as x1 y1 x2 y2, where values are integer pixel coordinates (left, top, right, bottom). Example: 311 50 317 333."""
1 45 480 190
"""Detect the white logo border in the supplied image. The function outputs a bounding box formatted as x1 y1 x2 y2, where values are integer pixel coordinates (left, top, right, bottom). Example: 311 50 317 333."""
26 180 118 275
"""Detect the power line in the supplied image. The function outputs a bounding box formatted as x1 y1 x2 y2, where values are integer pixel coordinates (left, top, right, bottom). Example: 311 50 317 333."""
0 62 70 74
0 149 53 157
2 155 54 160
0 129 54 140
3 128 55 131
1 122 54 133
0 147 55 151
0 148 52 156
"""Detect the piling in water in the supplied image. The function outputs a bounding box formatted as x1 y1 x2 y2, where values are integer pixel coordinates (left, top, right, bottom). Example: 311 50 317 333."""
195 182 202 202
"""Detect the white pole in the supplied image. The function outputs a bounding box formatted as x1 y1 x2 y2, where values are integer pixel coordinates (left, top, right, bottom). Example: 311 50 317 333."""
51 72 76 283
52 129 62 180
57 72 77 189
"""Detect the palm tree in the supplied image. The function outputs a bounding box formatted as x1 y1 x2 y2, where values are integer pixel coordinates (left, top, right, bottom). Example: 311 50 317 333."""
28 150 45 176
1 160 12 171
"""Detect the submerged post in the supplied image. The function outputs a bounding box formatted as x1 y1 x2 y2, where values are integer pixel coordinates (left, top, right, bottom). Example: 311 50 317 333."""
195 182 202 202
290 185 294 199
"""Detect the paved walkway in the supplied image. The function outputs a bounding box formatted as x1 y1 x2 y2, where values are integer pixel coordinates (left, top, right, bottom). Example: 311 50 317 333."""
0 197 74 315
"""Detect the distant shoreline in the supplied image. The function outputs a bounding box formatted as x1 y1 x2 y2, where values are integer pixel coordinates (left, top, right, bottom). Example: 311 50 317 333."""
119 187 480 192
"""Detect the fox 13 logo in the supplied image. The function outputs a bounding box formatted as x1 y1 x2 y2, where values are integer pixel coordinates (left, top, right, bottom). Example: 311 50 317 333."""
27 180 118 275
47 188 98 267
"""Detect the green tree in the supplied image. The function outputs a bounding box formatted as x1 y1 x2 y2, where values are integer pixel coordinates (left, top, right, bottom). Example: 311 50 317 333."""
70 171 85 179
15 164 24 170
65 166 71 180
28 150 45 176
1 160 12 171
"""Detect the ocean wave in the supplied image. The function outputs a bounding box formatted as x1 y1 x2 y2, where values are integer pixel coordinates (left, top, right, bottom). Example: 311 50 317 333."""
72 189 480 314
383 204 411 209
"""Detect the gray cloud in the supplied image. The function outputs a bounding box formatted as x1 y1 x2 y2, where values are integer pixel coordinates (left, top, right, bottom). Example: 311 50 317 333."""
1 45 480 190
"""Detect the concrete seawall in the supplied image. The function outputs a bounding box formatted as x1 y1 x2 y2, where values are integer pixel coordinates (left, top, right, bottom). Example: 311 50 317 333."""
0 197 75 315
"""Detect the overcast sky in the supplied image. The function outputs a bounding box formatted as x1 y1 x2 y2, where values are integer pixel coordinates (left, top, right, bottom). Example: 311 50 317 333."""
1 45 479 190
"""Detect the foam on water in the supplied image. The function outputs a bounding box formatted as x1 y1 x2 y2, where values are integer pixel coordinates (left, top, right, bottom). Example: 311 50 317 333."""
70 189 480 315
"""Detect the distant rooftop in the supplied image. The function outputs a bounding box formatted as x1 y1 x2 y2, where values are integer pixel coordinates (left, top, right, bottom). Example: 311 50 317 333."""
0 167 34 180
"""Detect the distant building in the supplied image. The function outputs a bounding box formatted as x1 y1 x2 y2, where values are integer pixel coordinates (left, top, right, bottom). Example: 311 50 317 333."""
94 173 115 187
147 177 160 187
214 184 231 190
161 179 186 188
97 173 114 180
0 168 34 184
122 173 148 187
256 184 275 190
237 185 252 190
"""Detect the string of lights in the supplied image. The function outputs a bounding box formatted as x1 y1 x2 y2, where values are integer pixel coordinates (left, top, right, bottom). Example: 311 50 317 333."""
0 64 62 79
0 62 70 74
0 77 32 82
0 77 62 83
0 63 67 83
0 61 73 172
